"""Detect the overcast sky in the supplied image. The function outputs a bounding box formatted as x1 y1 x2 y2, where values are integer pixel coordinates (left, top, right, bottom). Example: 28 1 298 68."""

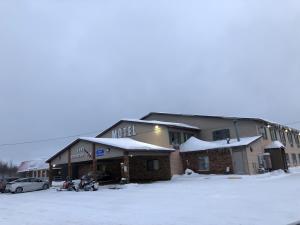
0 0 300 163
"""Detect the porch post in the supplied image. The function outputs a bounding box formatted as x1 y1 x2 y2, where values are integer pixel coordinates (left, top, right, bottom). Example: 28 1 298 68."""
121 155 130 183
49 163 53 184
68 149 72 178
92 143 97 179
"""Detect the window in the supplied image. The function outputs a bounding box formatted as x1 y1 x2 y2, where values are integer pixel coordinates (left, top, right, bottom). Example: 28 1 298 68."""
183 133 194 142
294 133 300 148
147 160 160 171
269 127 277 141
169 131 181 145
198 156 209 171
279 130 286 145
292 153 297 166
286 154 290 166
213 129 230 141
287 132 294 147
259 127 268 140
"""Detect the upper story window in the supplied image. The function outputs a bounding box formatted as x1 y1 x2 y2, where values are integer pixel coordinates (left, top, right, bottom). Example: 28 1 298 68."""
258 126 268 140
279 130 286 145
183 133 194 142
294 133 300 148
169 131 182 145
269 127 277 141
287 131 294 147
213 129 230 141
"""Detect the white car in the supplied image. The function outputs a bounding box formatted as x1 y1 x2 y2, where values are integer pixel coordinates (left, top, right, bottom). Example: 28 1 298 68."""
6 178 49 194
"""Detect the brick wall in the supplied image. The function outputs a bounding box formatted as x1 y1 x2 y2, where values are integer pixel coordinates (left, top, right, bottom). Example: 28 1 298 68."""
181 149 234 174
129 155 172 182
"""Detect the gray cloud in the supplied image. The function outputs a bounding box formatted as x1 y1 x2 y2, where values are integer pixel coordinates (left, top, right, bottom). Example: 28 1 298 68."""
0 0 300 163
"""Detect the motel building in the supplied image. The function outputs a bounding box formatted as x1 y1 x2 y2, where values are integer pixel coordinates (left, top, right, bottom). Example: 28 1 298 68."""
47 113 300 183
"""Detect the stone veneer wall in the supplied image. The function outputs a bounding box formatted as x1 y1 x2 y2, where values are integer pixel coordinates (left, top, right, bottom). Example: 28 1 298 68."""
129 155 172 182
181 149 234 174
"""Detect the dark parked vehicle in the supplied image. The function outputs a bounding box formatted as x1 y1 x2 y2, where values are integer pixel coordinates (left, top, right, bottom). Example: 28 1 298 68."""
0 177 19 193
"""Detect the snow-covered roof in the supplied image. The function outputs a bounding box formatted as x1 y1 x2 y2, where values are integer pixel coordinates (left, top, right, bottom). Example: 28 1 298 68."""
80 137 174 151
180 136 262 152
121 119 200 130
265 141 285 149
18 160 48 173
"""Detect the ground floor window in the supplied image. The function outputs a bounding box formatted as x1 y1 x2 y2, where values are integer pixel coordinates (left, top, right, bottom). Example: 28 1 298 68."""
198 156 209 171
286 154 290 166
292 154 297 166
147 159 160 171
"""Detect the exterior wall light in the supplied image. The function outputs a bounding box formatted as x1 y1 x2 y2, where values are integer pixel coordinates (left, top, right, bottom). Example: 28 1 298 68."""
267 124 271 128
53 164 56 168
106 148 111 152
154 125 161 134
285 129 289 133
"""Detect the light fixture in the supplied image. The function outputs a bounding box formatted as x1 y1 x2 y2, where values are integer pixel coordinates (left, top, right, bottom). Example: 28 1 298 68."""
106 148 111 152
285 129 288 133
267 124 271 128
53 164 56 168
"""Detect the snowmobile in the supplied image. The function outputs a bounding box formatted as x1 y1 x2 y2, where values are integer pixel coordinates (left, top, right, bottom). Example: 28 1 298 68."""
78 175 98 191
57 177 78 191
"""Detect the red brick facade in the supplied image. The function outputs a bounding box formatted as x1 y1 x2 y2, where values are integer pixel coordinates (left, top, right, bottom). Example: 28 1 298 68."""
181 149 234 174
129 155 171 182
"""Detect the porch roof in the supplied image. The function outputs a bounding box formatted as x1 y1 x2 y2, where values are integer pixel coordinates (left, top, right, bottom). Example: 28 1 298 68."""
18 159 48 173
79 137 174 151
180 136 262 152
46 137 174 163
265 141 285 149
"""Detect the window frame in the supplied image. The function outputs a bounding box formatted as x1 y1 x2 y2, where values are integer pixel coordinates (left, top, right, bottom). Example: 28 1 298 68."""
146 159 160 171
168 131 182 145
198 156 210 171
212 129 230 141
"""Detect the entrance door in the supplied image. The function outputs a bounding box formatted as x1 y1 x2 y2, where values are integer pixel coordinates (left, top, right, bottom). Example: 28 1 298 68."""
232 150 246 174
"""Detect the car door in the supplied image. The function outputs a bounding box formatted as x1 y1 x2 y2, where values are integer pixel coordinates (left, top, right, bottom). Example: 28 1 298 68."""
34 178 44 190
30 178 41 191
20 178 32 192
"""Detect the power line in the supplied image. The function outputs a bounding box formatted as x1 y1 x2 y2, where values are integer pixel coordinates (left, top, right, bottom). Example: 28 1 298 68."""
0 130 99 148
0 119 300 148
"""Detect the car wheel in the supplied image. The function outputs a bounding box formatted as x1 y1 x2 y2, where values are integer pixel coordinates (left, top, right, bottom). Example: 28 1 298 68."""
42 184 49 190
15 187 23 194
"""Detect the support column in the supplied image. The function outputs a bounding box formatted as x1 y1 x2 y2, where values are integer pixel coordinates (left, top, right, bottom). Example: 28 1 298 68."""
48 164 53 184
121 155 130 184
92 143 97 179
68 149 72 179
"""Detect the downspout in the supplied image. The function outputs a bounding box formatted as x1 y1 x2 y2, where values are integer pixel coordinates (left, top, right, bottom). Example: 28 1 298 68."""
233 120 240 142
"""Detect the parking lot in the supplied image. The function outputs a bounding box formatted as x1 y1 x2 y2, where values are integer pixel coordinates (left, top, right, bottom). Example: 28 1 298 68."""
1 170 300 225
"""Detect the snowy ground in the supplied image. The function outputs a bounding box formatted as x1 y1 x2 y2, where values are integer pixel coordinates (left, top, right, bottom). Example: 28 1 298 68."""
1 169 300 225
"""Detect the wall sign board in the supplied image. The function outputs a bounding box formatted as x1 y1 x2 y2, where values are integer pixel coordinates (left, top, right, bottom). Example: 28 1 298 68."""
112 125 137 138
96 149 105 157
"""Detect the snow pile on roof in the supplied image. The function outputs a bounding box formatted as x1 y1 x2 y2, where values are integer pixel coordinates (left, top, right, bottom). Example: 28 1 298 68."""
180 137 220 152
18 160 48 173
80 137 174 151
265 141 285 149
180 136 262 152
122 119 200 130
